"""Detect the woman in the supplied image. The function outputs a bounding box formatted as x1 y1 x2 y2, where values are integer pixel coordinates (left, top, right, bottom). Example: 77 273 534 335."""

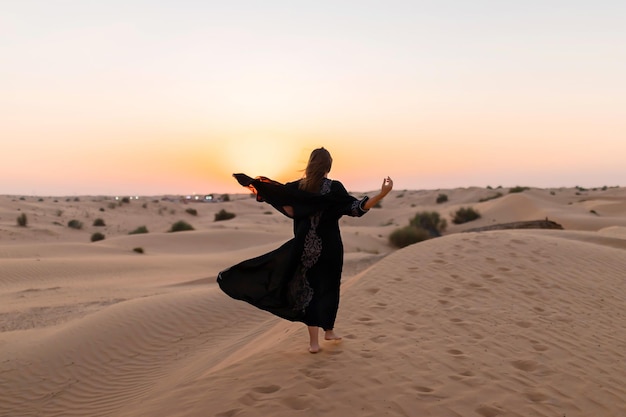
218 147 393 353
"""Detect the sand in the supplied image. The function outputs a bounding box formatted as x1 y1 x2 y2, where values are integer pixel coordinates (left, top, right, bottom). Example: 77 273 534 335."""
1 186 625 416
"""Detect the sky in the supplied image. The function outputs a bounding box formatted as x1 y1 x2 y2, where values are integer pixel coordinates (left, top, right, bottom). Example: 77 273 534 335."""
1 0 625 196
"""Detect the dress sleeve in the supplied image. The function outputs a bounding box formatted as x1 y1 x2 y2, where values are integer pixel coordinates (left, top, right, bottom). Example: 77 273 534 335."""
332 181 370 217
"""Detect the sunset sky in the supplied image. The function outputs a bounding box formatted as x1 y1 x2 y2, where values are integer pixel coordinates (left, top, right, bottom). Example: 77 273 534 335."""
2 1 625 196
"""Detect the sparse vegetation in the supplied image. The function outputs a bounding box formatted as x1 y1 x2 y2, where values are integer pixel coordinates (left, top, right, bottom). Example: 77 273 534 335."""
90 232 105 242
389 226 432 248
121 197 130 204
221 194 230 202
133 247 144 254
214 209 236 221
93 218 106 226
17 213 28 227
590 210 598 215
185 208 198 216
409 211 447 237
388 211 446 248
436 193 448 204
99 207 105 212
129 226 149 234
452 207 481 224
509 186 530 194
68 219 83 229
169 220 194 232
479 192 503 202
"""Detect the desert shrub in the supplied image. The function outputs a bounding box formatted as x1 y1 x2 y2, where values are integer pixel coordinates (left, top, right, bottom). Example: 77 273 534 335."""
389 226 431 248
479 192 503 202
74 197 80 202
121 197 130 204
133 247 144 254
90 232 105 242
409 211 447 237
436 193 448 204
68 219 83 229
38 198 44 202
129 226 149 234
93 218 106 226
99 207 105 212
185 208 198 216
452 207 481 224
509 186 529 194
108 203 116 209
214 209 236 221
264 211 273 215
221 194 230 202
169 220 194 232
17 213 28 227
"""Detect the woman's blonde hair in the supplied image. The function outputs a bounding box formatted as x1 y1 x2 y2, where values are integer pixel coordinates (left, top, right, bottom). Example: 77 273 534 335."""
299 147 332 193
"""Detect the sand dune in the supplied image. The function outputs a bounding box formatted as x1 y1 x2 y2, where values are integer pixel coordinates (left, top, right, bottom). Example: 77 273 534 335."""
1 187 625 416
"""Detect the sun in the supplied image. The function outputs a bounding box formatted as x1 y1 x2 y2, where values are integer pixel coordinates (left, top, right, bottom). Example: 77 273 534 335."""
224 136 302 181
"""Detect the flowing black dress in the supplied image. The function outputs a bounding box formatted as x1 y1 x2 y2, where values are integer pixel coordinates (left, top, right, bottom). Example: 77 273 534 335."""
217 174 369 330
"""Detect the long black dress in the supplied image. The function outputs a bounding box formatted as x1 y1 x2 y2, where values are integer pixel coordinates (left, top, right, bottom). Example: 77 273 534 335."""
217 174 369 330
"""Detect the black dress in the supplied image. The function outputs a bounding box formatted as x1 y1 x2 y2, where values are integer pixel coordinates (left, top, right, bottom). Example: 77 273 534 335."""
217 174 369 330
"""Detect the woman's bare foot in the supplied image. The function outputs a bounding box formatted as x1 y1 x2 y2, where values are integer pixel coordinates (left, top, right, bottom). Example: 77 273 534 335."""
308 326 320 353
324 330 342 341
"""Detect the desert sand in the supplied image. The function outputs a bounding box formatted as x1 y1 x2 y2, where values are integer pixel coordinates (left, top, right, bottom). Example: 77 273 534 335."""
1 186 625 417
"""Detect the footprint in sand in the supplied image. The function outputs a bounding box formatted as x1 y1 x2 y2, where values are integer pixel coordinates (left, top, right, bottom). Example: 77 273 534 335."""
511 359 538 372
525 391 549 402
476 405 504 417
515 321 532 328
447 349 464 356
251 385 281 394
216 408 242 417
414 386 434 393
366 288 380 295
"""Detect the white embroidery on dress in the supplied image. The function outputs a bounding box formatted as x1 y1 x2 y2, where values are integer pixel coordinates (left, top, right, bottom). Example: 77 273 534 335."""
290 179 332 312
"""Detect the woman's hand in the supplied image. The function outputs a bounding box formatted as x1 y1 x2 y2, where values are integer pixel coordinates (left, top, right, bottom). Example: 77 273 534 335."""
380 176 393 196
363 177 393 210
